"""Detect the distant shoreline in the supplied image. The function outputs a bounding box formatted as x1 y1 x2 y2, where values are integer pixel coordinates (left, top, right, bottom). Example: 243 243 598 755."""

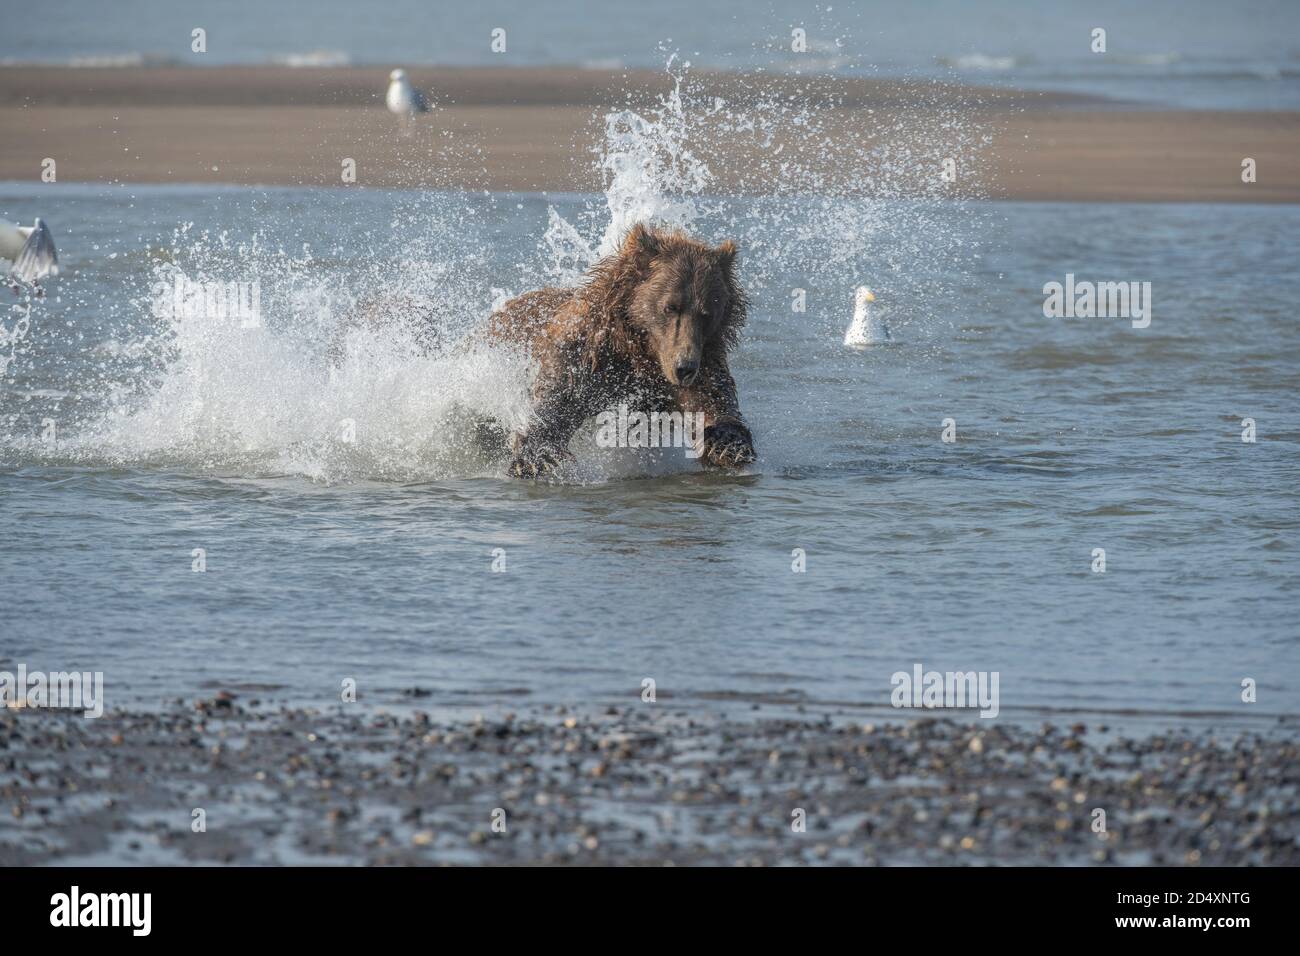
0 64 1108 108
1 66 1297 201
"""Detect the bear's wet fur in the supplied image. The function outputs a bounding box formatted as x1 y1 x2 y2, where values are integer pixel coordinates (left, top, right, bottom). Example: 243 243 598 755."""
489 223 755 478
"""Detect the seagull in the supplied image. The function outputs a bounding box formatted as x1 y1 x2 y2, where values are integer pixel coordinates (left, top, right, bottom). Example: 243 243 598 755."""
1 218 59 293
844 286 890 347
386 68 430 134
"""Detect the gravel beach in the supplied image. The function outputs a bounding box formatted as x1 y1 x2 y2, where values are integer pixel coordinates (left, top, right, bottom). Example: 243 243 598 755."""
2 700 1295 866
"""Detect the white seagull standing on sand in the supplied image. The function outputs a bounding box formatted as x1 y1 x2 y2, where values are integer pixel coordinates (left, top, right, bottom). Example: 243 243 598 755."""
1 218 59 292
844 286 890 347
386 68 430 133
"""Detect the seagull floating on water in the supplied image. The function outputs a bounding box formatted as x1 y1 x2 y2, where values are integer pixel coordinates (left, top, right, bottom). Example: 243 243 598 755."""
386 68 430 133
843 286 889 347
1 218 59 293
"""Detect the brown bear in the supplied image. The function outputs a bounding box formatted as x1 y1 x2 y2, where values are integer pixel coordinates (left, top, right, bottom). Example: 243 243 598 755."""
489 223 756 478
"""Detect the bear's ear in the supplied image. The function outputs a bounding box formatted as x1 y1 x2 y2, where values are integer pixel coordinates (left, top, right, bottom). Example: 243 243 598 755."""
715 239 738 270
621 223 660 265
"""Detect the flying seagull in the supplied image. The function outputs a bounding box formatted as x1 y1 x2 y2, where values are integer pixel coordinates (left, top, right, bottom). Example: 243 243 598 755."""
1 218 59 293
386 68 430 133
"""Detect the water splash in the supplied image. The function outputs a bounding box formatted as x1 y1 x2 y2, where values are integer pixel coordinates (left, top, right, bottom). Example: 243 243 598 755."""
596 72 713 255
1 58 989 484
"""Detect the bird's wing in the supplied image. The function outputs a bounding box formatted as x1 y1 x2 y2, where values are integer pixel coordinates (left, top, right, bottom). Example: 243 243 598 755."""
413 88 431 112
10 218 59 283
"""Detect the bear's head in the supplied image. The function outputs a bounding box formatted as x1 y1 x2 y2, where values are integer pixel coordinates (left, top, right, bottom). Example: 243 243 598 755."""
582 224 746 384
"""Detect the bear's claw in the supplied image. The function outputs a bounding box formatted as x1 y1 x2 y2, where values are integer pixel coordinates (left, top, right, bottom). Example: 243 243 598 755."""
701 421 756 468
508 444 565 479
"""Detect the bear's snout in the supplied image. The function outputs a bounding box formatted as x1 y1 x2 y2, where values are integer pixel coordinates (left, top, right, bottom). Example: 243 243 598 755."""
674 359 700 386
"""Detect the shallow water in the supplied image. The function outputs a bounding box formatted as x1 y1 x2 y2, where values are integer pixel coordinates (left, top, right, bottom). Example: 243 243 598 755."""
3 0 1300 109
2 175 1297 732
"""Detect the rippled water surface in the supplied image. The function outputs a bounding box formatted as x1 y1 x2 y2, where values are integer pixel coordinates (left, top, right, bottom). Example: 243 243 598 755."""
1 180 1297 731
